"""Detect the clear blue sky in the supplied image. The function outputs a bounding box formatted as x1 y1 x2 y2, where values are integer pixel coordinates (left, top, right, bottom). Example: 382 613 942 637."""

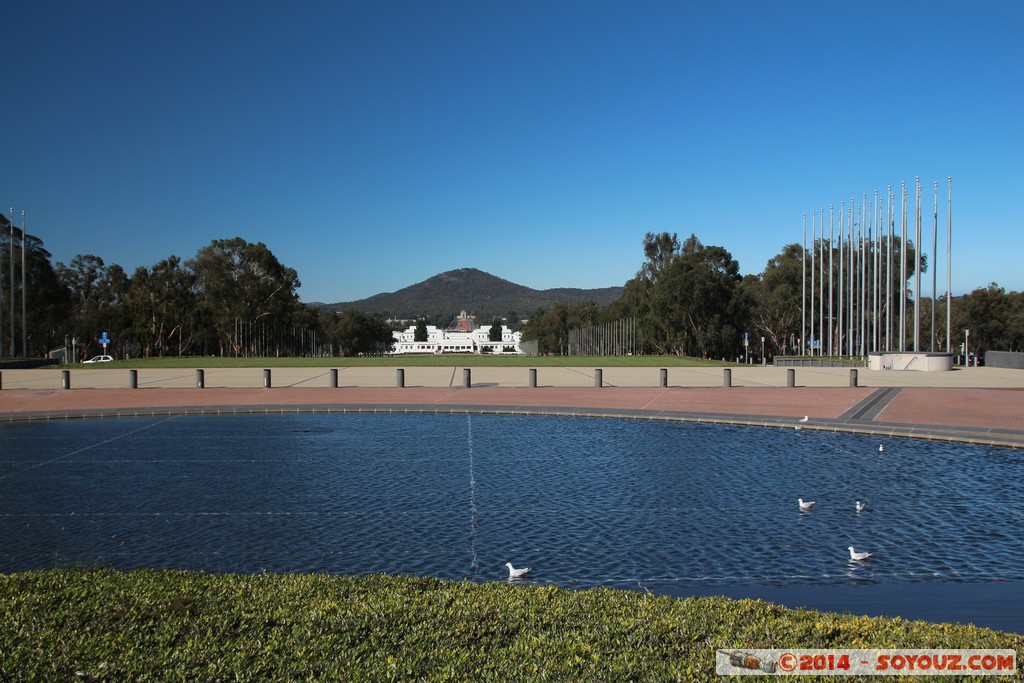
3 1 1021 303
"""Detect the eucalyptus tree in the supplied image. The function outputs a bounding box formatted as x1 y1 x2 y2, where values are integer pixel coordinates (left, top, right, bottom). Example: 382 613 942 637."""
743 243 803 356
520 303 570 354
613 231 683 353
55 254 130 358
325 309 394 356
615 233 746 357
3 232 71 357
123 256 197 357
655 236 746 357
187 238 303 356
953 284 1017 355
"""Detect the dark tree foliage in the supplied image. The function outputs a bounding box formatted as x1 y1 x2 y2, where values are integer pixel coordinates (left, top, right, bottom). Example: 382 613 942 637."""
488 319 503 342
414 319 429 342
612 233 748 358
951 284 1024 354
124 256 197 358
520 301 601 354
187 238 304 356
325 309 394 356
2 223 72 358
55 254 130 359
6 211 1023 363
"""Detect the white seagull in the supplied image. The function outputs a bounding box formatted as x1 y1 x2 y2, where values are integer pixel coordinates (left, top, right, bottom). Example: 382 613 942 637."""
798 416 809 423
848 546 873 561
855 500 867 513
798 498 816 511
879 444 885 453
505 562 532 579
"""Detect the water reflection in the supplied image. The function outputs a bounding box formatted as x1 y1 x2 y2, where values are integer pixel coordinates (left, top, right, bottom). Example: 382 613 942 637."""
1 413 1021 630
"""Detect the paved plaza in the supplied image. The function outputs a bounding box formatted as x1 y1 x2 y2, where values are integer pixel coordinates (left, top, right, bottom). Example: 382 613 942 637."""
1 364 1022 447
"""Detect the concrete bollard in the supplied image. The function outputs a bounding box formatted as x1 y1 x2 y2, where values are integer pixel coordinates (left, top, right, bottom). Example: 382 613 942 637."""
196 369 205 389
263 369 272 388
724 368 732 388
850 368 858 387
660 368 668 387
396 368 405 388
330 368 338 388
129 369 138 389
62 370 71 390
595 368 603 387
787 368 795 388
463 368 471 388
529 368 537 388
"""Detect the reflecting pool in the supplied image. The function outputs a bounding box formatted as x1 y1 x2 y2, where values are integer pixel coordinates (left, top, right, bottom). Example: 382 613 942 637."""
1 413 1021 632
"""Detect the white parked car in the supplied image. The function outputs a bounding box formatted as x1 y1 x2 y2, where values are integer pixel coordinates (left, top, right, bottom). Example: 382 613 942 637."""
83 355 114 363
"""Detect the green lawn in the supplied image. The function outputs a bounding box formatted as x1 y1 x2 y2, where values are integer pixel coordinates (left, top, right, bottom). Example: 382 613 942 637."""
2 569 1018 681
60 354 732 369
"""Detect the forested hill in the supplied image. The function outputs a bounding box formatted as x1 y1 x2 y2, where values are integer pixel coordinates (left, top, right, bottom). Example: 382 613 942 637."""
317 268 623 320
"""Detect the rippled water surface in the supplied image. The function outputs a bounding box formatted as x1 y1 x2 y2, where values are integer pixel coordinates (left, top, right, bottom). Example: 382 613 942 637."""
2 413 1022 631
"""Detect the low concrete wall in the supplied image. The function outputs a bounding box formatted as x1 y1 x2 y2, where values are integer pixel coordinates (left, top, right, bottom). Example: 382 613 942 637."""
986 351 1024 370
867 353 953 372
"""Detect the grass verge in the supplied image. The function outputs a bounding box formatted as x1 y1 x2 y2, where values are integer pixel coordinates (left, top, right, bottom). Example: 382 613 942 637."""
58 355 732 369
1 569 1019 681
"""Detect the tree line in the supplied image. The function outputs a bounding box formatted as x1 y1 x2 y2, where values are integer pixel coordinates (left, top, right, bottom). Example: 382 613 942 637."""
1 220 1021 361
0 230 394 360
522 232 1024 359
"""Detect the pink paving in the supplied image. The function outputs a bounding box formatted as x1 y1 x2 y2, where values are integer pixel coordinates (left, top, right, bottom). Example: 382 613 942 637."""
2 385 1023 447
0 386 870 419
878 388 1024 430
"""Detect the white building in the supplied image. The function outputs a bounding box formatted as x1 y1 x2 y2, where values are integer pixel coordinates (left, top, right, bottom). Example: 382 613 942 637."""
391 322 524 355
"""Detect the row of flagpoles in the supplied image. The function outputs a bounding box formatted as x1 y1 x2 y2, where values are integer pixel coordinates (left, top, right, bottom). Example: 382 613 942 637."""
801 177 952 357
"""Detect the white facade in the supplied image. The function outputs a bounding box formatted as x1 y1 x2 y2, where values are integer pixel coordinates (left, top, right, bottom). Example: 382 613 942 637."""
392 324 523 355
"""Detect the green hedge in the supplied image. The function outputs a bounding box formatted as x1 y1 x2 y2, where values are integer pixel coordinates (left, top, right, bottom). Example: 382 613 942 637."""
1 569 1019 681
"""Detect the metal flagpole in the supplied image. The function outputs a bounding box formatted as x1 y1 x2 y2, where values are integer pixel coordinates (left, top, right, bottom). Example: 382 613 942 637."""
848 199 855 357
931 181 938 352
8 208 14 357
20 210 27 357
868 196 875 353
914 177 921 352
865 196 870 354
854 201 860 356
886 186 893 352
828 204 834 356
946 177 952 354
819 207 824 356
899 182 907 352
810 211 816 356
868 194 876 352
874 191 881 352
838 201 845 357
802 213 806 356
859 196 866 356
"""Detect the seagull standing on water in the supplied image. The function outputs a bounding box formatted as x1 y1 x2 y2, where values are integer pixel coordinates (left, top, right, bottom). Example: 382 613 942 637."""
879 444 885 453
848 546 873 561
505 562 531 579
855 501 867 513
798 498 816 511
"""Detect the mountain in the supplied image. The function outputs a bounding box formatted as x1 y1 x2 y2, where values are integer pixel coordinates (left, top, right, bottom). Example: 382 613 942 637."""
318 268 624 320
